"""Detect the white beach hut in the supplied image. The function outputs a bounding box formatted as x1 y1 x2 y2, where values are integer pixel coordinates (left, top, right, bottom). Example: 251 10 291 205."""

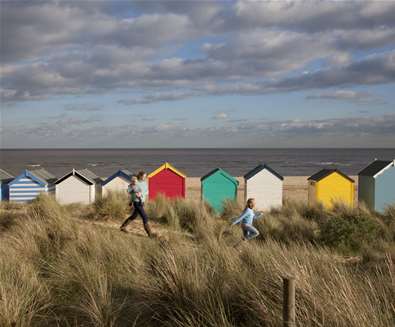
244 164 284 210
102 169 133 197
55 169 101 204
8 168 56 203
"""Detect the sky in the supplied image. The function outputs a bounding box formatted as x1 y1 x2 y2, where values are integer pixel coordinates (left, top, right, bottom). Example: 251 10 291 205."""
1 0 395 148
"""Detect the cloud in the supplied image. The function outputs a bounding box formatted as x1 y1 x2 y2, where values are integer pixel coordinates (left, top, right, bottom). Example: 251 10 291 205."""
1 0 395 105
4 113 395 148
118 91 199 105
305 90 386 105
213 112 228 120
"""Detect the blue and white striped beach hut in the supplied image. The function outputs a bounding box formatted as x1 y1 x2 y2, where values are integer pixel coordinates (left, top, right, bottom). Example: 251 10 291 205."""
0 169 14 201
8 168 56 202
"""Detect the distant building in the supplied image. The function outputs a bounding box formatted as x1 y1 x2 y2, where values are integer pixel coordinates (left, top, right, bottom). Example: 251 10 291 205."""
244 164 283 210
358 159 395 212
308 169 355 208
201 168 239 213
9 168 56 202
148 162 186 199
102 169 133 197
0 169 14 201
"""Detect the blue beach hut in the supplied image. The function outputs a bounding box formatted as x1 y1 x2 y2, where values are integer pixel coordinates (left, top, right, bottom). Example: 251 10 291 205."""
8 168 56 203
0 169 14 201
358 160 395 212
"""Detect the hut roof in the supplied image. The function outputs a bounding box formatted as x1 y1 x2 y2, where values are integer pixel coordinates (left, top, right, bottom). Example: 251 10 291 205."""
201 168 239 185
308 169 354 183
55 169 94 185
358 160 393 177
244 164 284 181
148 162 185 178
102 169 133 185
31 168 56 183
78 168 103 183
9 169 47 186
0 168 13 182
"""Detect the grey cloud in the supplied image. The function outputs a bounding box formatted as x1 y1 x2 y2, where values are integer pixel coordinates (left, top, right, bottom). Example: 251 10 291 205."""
232 0 395 32
118 91 199 105
2 0 395 105
4 114 395 148
305 90 386 105
271 51 395 92
64 104 102 112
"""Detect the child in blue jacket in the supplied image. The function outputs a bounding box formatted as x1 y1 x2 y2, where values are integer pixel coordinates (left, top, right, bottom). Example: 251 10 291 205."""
232 198 263 241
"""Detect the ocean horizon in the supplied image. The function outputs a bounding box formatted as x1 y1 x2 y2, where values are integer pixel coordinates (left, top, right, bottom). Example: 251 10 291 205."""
1 148 394 178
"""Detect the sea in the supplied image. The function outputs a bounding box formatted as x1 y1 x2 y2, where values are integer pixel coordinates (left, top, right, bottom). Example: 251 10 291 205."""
1 148 394 178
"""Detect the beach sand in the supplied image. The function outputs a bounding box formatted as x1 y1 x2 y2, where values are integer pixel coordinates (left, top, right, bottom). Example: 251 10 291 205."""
186 176 359 205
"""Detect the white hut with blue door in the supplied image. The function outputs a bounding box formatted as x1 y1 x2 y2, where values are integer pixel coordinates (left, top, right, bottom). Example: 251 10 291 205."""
244 164 284 211
358 159 395 212
8 168 56 202
0 169 14 201
55 169 99 204
102 169 133 197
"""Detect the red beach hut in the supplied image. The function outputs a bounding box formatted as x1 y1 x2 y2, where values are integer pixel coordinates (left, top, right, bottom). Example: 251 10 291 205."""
148 162 186 200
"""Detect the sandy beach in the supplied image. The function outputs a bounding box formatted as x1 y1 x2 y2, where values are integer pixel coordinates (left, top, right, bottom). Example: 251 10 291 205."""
186 176 359 205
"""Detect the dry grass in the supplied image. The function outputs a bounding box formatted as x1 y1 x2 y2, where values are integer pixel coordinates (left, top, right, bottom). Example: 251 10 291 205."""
0 195 394 326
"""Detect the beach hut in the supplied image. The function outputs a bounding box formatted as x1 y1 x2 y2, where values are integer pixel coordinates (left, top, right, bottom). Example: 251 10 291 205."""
55 169 99 204
308 169 354 208
8 168 56 202
201 168 239 213
148 162 186 199
244 164 284 210
102 169 133 197
358 160 395 212
0 169 14 201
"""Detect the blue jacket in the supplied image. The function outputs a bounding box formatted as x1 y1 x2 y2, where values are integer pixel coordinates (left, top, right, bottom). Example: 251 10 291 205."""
232 208 262 225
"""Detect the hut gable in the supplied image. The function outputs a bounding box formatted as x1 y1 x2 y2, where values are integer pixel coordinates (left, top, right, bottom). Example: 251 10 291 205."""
102 169 133 186
358 160 393 178
55 169 94 185
201 168 239 213
308 169 354 183
148 162 186 199
244 164 283 181
102 169 133 197
244 164 283 210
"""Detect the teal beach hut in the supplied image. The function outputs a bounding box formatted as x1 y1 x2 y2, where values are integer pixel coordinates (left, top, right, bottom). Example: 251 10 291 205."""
201 168 239 213
0 169 14 201
358 160 395 212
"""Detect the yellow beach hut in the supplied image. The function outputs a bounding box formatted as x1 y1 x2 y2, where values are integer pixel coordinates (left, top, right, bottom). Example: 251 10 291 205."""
308 169 355 208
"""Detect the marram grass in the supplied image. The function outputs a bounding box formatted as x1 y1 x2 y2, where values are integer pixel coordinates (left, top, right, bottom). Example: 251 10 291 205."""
0 194 394 326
